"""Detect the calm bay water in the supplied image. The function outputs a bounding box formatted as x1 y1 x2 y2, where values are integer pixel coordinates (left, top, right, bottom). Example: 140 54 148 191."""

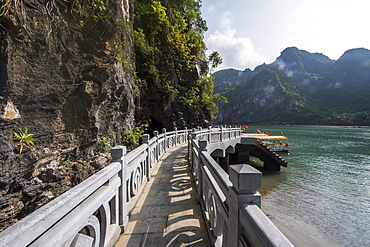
254 126 370 247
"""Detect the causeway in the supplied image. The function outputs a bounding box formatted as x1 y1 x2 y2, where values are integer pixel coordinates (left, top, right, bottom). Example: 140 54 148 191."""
115 144 210 246
0 127 293 247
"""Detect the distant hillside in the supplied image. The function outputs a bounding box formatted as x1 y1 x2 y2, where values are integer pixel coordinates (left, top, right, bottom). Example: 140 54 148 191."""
213 68 253 93
214 47 370 125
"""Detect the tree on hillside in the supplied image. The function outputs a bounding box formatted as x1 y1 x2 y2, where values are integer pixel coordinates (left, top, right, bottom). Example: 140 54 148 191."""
133 0 222 128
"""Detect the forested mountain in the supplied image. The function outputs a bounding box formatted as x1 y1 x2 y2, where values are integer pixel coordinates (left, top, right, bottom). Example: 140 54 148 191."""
214 47 370 126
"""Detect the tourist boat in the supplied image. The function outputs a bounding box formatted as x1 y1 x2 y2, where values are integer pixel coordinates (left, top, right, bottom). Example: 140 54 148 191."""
257 135 290 153
241 128 290 153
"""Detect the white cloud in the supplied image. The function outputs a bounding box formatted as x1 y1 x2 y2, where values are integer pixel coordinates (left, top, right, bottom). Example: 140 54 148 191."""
206 12 268 71
204 4 216 14
203 0 370 71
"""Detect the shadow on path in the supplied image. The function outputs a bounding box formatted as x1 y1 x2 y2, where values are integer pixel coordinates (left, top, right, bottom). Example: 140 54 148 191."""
115 145 210 246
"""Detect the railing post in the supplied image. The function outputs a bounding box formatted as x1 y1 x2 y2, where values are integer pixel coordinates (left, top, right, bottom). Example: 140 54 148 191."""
153 131 159 160
220 126 223 142
187 130 191 161
142 134 151 181
174 127 178 145
197 140 207 203
191 133 197 142
189 132 197 167
228 164 262 246
208 126 212 142
142 133 149 144
111 145 128 231
184 127 188 142
162 128 167 152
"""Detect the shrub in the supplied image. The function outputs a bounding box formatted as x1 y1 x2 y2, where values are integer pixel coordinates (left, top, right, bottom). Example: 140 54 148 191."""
13 128 35 154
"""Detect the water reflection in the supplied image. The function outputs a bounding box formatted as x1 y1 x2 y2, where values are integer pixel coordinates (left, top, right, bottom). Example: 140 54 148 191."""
258 168 288 190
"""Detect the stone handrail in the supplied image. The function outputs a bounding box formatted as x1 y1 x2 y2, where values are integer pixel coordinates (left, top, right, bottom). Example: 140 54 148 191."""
0 126 292 247
188 128 293 246
193 126 242 143
0 127 188 247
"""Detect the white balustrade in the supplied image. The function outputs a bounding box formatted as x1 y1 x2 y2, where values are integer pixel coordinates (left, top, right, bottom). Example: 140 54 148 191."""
0 126 291 247
188 128 293 247
0 127 189 247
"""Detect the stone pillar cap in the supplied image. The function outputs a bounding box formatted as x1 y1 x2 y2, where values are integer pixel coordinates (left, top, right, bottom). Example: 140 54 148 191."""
111 145 127 160
229 164 261 193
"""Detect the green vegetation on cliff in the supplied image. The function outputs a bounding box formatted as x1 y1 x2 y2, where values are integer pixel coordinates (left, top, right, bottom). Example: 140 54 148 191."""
133 0 220 128
0 0 222 231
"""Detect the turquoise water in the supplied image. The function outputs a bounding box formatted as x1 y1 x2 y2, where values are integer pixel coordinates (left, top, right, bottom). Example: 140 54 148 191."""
253 126 370 247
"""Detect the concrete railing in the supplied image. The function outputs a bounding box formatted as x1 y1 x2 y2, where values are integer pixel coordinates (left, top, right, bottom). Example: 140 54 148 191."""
193 126 242 143
0 126 292 247
0 128 189 247
188 128 293 247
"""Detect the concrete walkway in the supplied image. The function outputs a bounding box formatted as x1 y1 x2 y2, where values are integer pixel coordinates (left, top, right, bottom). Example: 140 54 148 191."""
115 145 211 247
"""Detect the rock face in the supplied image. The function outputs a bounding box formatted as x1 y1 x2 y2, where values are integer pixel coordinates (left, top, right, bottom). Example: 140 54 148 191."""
216 69 295 123
0 0 136 230
215 47 370 125
212 68 253 93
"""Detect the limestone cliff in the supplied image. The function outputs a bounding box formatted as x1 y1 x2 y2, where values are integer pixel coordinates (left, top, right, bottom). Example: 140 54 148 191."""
217 69 295 124
0 0 214 231
0 0 136 230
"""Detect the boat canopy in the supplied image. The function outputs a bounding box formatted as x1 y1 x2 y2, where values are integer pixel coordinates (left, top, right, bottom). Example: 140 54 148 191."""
258 135 288 140
242 133 269 137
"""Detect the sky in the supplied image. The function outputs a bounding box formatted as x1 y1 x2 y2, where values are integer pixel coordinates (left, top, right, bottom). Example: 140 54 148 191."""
201 0 370 71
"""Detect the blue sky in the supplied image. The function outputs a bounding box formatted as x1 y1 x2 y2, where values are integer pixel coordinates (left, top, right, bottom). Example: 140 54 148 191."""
202 0 370 71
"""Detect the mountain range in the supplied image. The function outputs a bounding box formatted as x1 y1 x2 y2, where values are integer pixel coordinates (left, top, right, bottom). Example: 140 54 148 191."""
213 47 370 125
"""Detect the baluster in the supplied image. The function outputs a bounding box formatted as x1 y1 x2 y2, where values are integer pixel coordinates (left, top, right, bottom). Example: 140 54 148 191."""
141 134 151 181
153 131 159 160
110 146 128 231
184 127 188 142
220 127 223 142
190 133 197 173
208 126 212 142
228 164 262 246
162 128 167 152
197 140 207 203
174 127 178 145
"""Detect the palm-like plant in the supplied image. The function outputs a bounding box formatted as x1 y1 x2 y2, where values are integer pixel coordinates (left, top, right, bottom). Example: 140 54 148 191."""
13 128 35 154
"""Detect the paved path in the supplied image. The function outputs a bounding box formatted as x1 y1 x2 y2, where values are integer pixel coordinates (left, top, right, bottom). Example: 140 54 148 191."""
115 145 210 246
